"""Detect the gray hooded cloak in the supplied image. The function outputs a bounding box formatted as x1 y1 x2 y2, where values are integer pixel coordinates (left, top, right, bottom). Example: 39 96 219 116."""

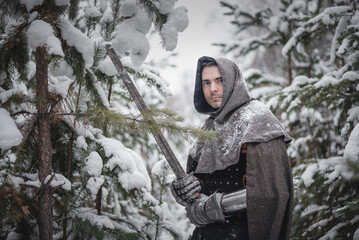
188 56 293 239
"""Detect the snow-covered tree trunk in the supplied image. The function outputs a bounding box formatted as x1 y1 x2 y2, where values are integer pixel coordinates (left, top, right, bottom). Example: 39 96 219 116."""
35 46 53 240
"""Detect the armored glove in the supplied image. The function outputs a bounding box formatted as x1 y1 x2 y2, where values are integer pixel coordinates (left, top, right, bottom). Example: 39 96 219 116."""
186 189 247 227
186 192 226 226
170 172 202 206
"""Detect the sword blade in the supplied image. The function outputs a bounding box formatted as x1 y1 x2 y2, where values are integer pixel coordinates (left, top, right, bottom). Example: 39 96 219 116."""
106 44 186 179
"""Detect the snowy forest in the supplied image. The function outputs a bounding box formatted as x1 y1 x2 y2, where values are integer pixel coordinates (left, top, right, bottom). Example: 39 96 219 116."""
0 0 358 239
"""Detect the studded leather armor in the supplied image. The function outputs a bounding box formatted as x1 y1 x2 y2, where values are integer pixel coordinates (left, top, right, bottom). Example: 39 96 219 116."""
188 146 247 223
188 144 247 196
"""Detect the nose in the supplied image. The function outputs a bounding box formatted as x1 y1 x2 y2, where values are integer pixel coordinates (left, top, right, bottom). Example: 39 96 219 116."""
210 82 218 93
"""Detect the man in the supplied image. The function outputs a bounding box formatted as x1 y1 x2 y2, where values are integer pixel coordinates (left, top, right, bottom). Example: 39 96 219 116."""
171 56 293 240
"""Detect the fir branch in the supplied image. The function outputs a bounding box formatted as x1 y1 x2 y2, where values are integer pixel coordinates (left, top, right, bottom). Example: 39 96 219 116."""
93 41 106 67
84 107 218 142
0 21 30 77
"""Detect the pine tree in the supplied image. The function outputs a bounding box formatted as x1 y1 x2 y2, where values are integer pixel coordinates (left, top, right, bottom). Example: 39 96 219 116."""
218 0 359 238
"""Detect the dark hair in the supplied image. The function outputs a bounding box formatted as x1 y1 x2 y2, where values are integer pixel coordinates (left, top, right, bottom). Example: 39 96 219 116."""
201 61 218 68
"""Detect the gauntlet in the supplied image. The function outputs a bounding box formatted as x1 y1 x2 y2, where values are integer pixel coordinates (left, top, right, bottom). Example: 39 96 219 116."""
170 172 202 206
186 189 247 226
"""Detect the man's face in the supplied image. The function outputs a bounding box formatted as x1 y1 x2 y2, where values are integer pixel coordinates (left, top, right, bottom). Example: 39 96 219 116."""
201 66 223 109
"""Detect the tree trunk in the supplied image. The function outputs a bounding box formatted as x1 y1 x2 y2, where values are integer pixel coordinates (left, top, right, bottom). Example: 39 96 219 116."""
95 186 102 215
36 46 53 240
287 53 292 86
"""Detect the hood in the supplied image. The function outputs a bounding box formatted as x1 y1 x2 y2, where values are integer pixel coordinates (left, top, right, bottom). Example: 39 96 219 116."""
194 56 251 123
189 56 292 174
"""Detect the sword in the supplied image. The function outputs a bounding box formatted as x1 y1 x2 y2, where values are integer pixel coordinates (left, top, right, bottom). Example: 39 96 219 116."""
105 44 186 179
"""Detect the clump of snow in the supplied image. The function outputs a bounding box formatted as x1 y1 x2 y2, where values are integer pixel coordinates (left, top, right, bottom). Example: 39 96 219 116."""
26 20 50 47
48 75 74 98
120 0 138 17
101 7 113 23
268 16 280 32
301 164 317 187
27 20 64 56
0 108 23 151
330 17 349 63
301 156 353 187
85 151 103 177
342 71 358 81
344 123 359 162
118 171 147 190
99 137 151 191
45 173 71 191
308 218 331 231
0 82 27 104
84 6 102 18
9 173 71 191
75 136 88 150
292 75 309 85
354 227 359 240
314 75 338 88
112 7 151 66
301 204 329 217
337 38 349 56
347 106 359 126
29 12 39 22
158 0 176 14
50 60 74 79
58 19 94 68
319 222 346 240
19 0 43 12
160 6 189 51
93 81 110 108
86 176 104 199
98 56 117 76
46 36 64 56
151 159 169 177
282 27 305 56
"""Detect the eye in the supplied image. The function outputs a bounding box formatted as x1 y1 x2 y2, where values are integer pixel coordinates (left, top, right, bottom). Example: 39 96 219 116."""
202 81 209 86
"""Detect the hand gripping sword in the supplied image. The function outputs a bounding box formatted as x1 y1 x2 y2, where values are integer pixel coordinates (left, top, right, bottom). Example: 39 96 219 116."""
105 44 186 179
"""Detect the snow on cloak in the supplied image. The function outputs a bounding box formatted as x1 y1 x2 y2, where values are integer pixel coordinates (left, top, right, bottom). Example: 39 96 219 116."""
188 56 291 174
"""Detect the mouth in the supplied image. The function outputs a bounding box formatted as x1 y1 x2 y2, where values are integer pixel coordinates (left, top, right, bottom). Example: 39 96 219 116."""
210 96 222 101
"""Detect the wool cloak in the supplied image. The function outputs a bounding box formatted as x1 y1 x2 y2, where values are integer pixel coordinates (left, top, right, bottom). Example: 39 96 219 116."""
188 56 294 239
